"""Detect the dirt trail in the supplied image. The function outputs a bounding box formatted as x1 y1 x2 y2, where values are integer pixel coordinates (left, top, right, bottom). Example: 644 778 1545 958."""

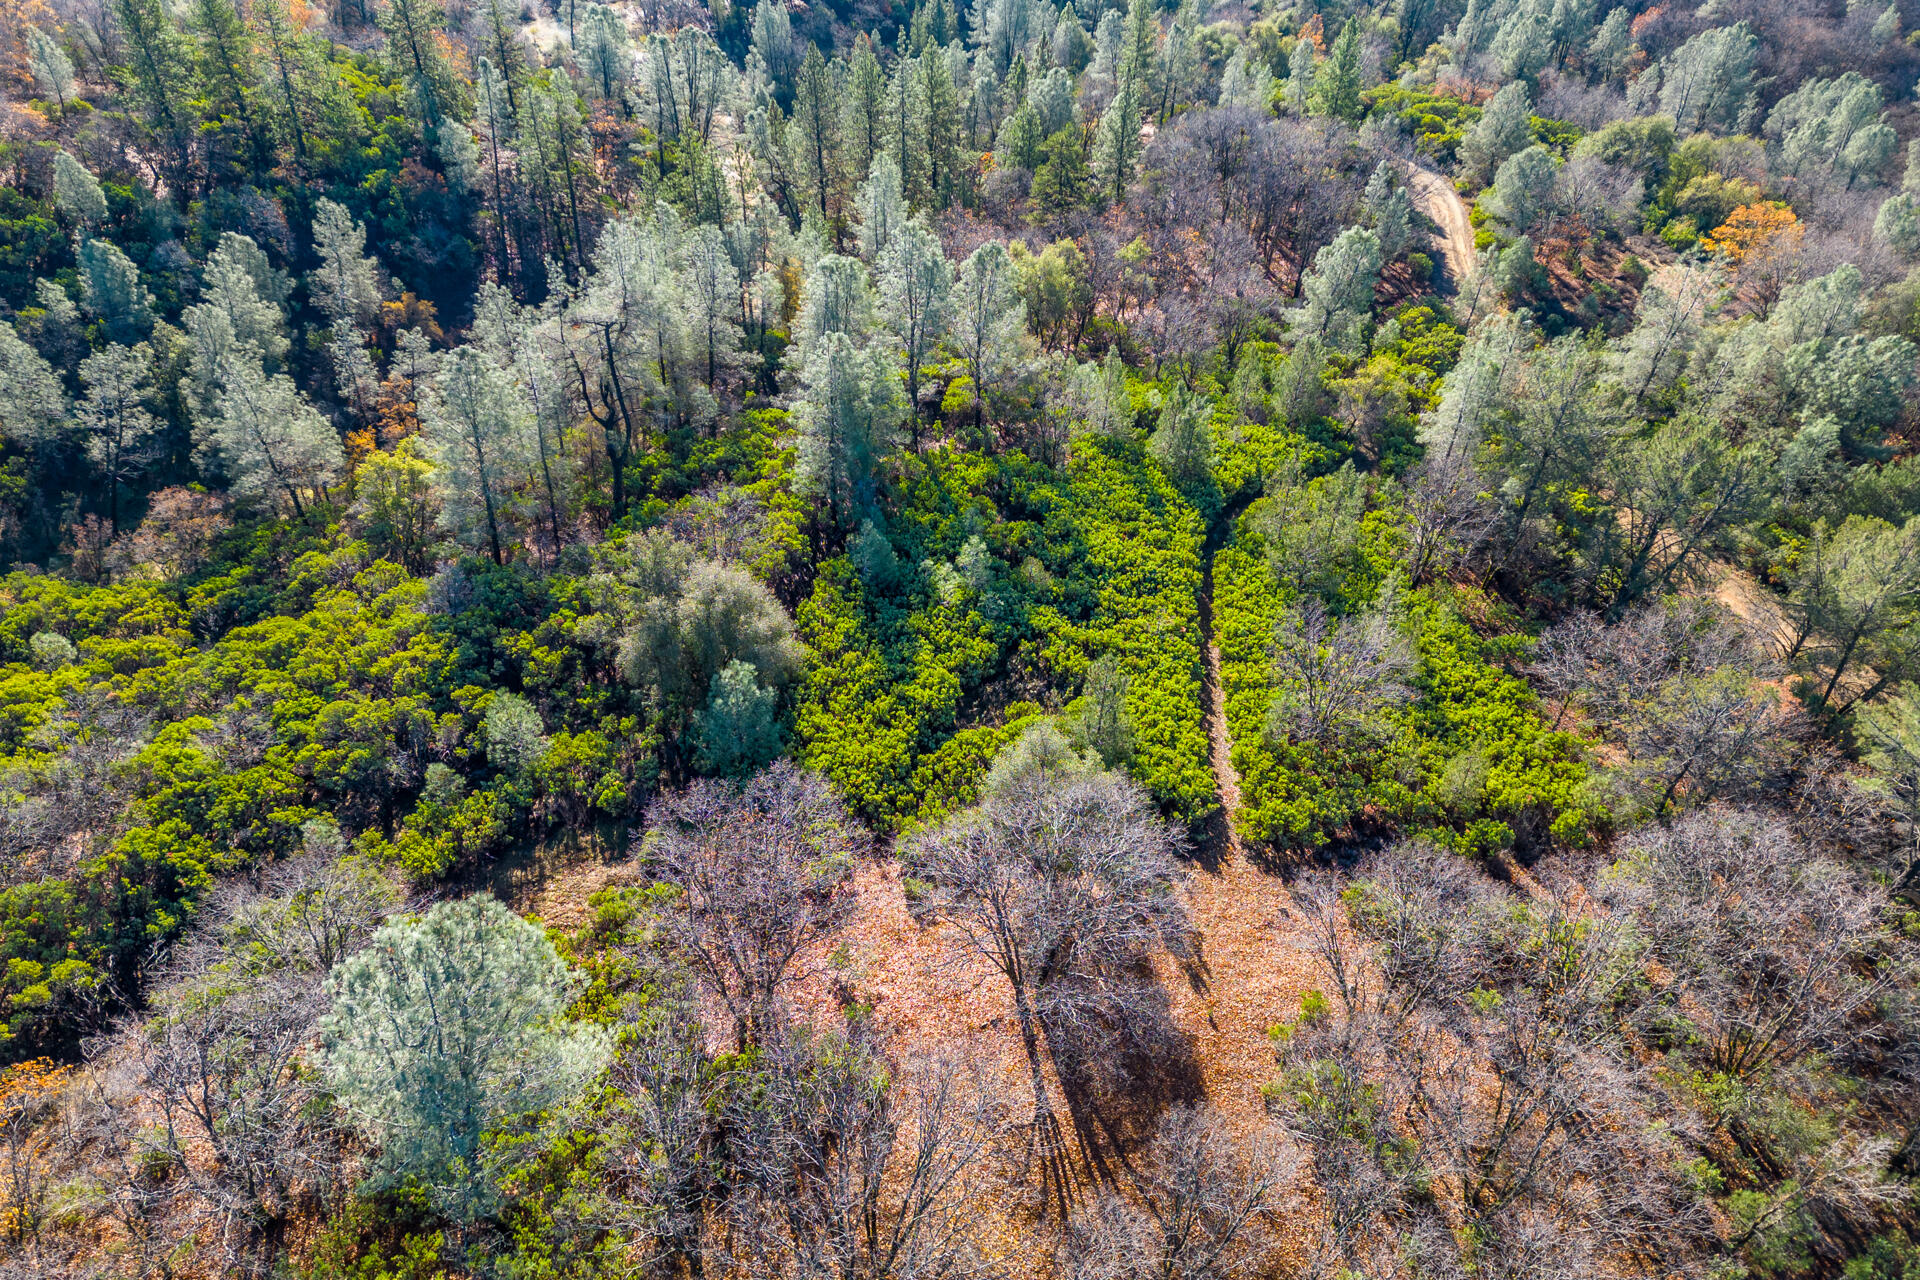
1157 550 1332 1132
1406 164 1475 293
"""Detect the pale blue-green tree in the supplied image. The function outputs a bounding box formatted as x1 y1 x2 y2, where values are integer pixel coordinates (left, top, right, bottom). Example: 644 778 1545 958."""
318 897 610 1222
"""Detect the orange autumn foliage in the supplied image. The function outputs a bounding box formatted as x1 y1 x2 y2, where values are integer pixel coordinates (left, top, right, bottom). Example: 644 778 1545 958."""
1702 202 1802 263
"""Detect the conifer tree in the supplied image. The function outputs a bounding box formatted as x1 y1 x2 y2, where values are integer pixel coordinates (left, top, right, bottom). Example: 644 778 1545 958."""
793 254 877 361
74 344 158 533
27 27 75 111
202 355 345 516
77 238 153 343
192 0 270 171
379 0 461 132
577 3 631 100
52 152 106 224
856 156 908 261
112 0 199 196
788 44 845 223
420 346 537 565
1293 225 1382 353
793 331 904 530
1285 35 1316 111
1311 18 1363 122
843 35 889 186
0 324 67 448
319 897 609 1222
1092 0 1153 204
951 241 1026 438
1459 80 1532 185
878 218 953 434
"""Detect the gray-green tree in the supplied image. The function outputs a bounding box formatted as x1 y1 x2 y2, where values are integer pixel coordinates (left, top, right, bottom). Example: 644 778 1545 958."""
53 152 105 224
793 331 905 528
77 237 153 343
319 897 610 1222
1648 23 1756 135
951 241 1028 440
1783 515 1920 715
877 218 952 436
27 26 75 111
1483 144 1559 233
74 343 158 534
420 346 537 566
0 323 67 448
1292 226 1382 353
576 4 631 100
692 660 783 777
856 155 908 261
1459 81 1532 185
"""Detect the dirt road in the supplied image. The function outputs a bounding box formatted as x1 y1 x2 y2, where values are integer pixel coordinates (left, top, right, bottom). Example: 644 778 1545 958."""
1406 164 1475 293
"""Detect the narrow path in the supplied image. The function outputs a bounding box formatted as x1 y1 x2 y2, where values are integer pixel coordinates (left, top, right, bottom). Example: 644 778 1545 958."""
1157 514 1331 1133
1406 164 1475 294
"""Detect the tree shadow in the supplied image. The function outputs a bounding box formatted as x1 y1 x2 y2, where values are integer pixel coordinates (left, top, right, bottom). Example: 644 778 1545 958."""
1041 964 1205 1191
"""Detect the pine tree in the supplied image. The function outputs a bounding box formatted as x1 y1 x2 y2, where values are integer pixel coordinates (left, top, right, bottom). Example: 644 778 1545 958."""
681 223 746 388
576 3 631 100
1148 379 1213 488
1460 80 1532 184
750 0 800 100
74 344 158 534
793 330 905 529
470 284 574 554
693 661 782 777
1586 7 1631 81
996 102 1045 171
856 155 908 261
1484 144 1558 232
192 0 271 172
202 356 345 516
0 323 67 448
77 238 154 343
253 0 347 173
1030 125 1089 216
1293 225 1382 353
1285 35 1316 111
309 199 385 331
843 35 889 186
920 44 963 209
878 218 953 435
1091 0 1152 204
884 54 930 208
788 44 846 223
27 26 75 111
952 240 1026 439
195 233 290 367
1363 161 1412 259
319 897 609 1223
793 254 877 362
1654 23 1757 136
379 0 461 132
112 0 199 197
52 152 106 224
421 346 538 565
1310 18 1363 122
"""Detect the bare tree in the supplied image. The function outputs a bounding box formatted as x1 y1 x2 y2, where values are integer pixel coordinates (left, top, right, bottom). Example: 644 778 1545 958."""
1267 597 1415 748
1600 808 1896 1083
645 762 859 1049
904 766 1187 1209
1057 1106 1291 1280
1533 600 1800 816
731 1023 1002 1280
